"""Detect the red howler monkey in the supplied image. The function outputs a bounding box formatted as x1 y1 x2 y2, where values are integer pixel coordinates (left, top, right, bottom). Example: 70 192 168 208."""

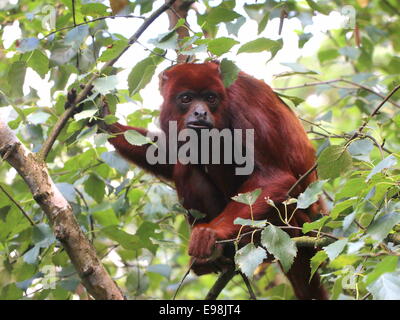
104 61 328 300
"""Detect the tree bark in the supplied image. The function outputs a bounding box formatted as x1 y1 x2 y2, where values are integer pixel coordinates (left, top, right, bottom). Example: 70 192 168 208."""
0 119 124 300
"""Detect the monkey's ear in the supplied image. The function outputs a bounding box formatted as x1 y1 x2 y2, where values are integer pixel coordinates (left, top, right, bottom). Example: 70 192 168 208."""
209 59 221 75
158 71 169 91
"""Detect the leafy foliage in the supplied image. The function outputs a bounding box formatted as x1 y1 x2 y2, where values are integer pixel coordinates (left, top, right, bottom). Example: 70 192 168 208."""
0 0 399 300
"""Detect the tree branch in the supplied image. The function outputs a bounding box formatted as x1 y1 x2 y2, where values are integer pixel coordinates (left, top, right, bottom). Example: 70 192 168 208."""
0 119 124 299
292 236 335 247
274 78 400 109
286 163 318 198
38 0 177 161
350 84 400 140
239 272 257 300
205 268 237 300
166 0 195 63
43 14 145 39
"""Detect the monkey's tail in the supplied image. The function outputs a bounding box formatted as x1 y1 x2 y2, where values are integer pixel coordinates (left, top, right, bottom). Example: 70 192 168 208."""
284 246 329 300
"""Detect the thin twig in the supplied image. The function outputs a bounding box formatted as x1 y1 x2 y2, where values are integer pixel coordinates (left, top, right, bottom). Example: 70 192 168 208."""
71 0 80 70
274 78 400 109
286 163 318 198
217 226 339 245
38 0 177 161
239 272 257 300
0 184 35 226
350 84 400 140
173 258 194 300
42 14 145 39
72 0 77 26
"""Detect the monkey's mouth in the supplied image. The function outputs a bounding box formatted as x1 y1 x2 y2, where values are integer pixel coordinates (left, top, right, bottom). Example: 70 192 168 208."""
186 120 213 130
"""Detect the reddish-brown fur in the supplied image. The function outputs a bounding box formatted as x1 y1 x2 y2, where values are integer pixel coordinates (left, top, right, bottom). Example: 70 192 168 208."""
106 62 328 300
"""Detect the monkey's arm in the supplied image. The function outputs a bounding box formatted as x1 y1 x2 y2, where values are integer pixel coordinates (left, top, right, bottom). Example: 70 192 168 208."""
106 122 174 180
188 170 328 299
188 169 298 258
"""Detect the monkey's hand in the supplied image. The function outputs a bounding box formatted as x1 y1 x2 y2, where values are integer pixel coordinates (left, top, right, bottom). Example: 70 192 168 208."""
189 225 235 275
190 256 234 276
189 224 221 259
64 84 94 115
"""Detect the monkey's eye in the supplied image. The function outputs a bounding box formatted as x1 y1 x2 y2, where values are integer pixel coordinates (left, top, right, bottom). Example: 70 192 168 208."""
180 95 193 104
206 94 217 104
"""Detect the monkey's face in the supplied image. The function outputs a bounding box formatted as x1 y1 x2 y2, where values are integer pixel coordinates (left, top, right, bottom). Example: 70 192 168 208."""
159 62 228 132
176 90 220 130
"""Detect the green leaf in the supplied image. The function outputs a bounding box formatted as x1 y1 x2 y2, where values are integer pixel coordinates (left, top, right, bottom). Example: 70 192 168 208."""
207 37 239 56
280 62 317 74
258 13 269 34
100 151 130 175
147 264 172 279
305 0 331 14
367 212 400 242
27 50 49 78
92 207 119 227
367 155 397 180
127 55 163 96
234 217 267 228
126 269 149 295
148 31 179 50
336 178 367 199
84 174 105 203
318 48 340 63
124 130 151 146
310 250 328 280
101 226 141 250
74 108 97 121
188 209 206 219
64 25 89 48
0 284 23 300
23 245 40 264
302 216 330 234
136 221 160 254
15 262 36 283
365 256 399 286
238 38 283 56
261 225 297 272
323 239 347 261
339 47 361 60
99 40 128 62
232 188 261 206
330 198 356 219
317 145 352 180
220 58 240 88
33 223 56 248
348 139 374 157
275 92 305 107
207 8 241 25
297 180 326 209
8 61 27 98
298 32 312 48
235 243 267 278
16 37 39 53
81 2 108 16
93 75 118 95
225 16 246 37
367 272 400 300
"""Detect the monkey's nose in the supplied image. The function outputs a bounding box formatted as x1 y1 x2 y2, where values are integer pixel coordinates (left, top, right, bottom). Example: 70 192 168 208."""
193 107 208 120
